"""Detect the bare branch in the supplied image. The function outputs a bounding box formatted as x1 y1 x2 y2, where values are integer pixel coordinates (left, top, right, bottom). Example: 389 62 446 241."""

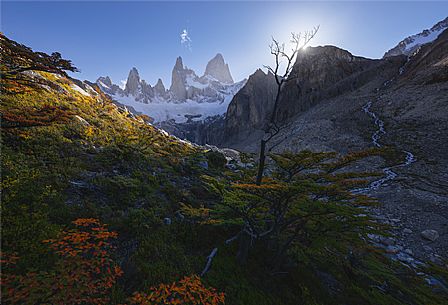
225 232 241 244
200 248 218 276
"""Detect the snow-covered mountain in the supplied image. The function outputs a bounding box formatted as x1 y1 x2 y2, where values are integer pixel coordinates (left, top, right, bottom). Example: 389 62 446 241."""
384 17 448 58
96 54 246 123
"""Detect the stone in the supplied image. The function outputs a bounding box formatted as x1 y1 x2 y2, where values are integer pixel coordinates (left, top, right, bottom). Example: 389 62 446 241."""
197 160 209 170
226 164 238 170
429 254 444 266
421 229 439 241
367 233 381 242
385 246 400 254
423 245 433 252
74 115 90 126
163 217 172 225
404 249 413 255
397 252 414 263
175 211 185 221
380 237 395 246
403 228 413 234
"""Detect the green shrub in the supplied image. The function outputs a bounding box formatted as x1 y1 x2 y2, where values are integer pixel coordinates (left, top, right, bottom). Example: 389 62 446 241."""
206 151 227 169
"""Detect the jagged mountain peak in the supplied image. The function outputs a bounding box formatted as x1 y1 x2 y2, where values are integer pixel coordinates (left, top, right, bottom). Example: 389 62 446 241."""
204 53 234 84
125 67 141 95
384 17 448 58
214 53 224 59
155 78 165 89
97 76 113 88
154 78 167 97
174 56 184 70
253 68 267 77
127 67 140 80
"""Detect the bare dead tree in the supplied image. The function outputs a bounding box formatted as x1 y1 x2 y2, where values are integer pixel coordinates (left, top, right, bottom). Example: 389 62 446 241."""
255 27 319 185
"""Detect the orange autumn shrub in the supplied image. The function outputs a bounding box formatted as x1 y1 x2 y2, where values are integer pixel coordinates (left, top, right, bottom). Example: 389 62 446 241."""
129 275 225 305
1 104 73 128
1 218 122 305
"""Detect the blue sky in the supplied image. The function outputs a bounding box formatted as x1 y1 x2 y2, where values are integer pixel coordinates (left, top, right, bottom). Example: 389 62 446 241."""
2 1 447 87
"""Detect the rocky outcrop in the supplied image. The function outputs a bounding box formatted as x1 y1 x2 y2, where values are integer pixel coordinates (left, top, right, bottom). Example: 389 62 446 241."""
203 53 234 84
223 69 277 145
158 115 225 145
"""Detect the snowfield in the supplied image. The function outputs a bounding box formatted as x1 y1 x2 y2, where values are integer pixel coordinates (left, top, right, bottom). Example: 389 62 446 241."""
110 80 244 123
111 94 229 123
403 27 446 53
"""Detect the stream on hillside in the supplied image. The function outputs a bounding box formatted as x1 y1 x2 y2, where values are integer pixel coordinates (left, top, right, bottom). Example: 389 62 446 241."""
352 99 416 194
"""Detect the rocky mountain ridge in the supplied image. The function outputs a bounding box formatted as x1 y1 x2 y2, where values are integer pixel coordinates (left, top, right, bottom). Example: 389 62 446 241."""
384 16 448 58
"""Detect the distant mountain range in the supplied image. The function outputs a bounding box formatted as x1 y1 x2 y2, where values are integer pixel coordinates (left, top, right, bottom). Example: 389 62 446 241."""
96 54 246 123
95 17 447 146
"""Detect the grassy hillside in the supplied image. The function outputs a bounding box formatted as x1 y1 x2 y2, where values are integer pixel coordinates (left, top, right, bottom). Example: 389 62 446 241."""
1 34 447 305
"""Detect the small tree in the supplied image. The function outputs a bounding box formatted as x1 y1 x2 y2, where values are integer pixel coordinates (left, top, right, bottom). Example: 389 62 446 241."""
0 33 78 91
256 28 319 185
198 149 382 265
0 33 78 77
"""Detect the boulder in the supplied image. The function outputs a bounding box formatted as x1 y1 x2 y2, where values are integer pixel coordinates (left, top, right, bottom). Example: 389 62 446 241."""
421 229 439 241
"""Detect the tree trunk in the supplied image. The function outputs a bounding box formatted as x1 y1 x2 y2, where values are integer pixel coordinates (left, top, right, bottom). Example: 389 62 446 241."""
236 231 251 265
256 139 267 185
